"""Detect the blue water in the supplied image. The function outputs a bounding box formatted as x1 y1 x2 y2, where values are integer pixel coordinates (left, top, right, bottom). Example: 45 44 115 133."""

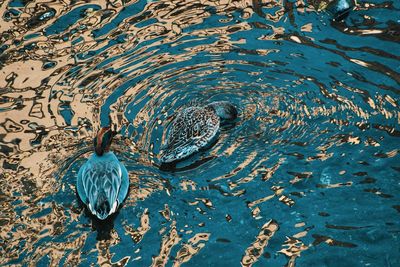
0 0 399 266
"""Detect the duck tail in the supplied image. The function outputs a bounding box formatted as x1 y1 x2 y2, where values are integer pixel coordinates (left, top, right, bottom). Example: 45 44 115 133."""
94 190 111 220
206 101 238 120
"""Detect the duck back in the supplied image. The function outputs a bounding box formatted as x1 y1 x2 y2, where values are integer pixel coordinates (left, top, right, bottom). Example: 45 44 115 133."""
77 152 129 220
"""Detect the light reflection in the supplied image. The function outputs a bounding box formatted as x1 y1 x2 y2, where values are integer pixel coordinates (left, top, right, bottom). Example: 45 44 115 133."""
0 0 399 266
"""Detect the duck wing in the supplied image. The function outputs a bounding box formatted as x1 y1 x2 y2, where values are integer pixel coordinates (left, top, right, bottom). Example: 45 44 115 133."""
161 107 220 163
77 157 123 214
117 161 129 204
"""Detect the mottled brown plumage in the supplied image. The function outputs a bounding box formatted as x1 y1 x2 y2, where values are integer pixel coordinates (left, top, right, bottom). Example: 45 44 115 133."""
160 101 237 164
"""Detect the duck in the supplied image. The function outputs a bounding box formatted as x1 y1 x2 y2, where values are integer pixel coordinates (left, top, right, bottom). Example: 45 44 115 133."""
160 101 238 164
77 126 129 220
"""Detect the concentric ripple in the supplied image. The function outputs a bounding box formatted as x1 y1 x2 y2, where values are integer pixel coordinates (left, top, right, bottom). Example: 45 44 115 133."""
0 0 399 266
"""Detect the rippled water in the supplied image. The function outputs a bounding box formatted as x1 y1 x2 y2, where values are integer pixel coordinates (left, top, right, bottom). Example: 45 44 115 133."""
1 0 400 266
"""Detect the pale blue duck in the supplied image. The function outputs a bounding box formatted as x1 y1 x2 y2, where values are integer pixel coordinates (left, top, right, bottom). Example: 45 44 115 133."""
160 101 238 164
77 127 129 220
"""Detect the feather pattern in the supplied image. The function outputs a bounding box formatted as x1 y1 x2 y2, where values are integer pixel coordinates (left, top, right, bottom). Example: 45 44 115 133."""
77 152 129 220
160 103 230 163
160 101 238 164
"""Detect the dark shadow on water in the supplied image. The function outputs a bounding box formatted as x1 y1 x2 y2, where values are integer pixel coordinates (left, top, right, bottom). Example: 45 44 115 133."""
88 210 119 241
76 191 123 241
158 155 216 172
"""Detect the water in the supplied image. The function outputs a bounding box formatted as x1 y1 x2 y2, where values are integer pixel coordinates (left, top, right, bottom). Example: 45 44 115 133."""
1 0 399 266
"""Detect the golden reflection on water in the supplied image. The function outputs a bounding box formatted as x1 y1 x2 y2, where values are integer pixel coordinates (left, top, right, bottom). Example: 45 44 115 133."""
1 0 399 266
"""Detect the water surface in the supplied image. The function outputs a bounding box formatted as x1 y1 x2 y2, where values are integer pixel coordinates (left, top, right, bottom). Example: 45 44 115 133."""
1 0 399 266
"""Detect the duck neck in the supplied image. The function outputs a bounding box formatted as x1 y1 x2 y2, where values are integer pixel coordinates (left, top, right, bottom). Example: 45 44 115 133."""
94 127 114 156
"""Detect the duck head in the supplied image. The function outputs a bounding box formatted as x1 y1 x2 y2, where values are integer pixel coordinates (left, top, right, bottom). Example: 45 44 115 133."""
93 127 116 156
206 101 238 120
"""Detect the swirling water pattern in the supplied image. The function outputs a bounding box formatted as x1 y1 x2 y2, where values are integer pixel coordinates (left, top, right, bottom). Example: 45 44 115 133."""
0 0 399 266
